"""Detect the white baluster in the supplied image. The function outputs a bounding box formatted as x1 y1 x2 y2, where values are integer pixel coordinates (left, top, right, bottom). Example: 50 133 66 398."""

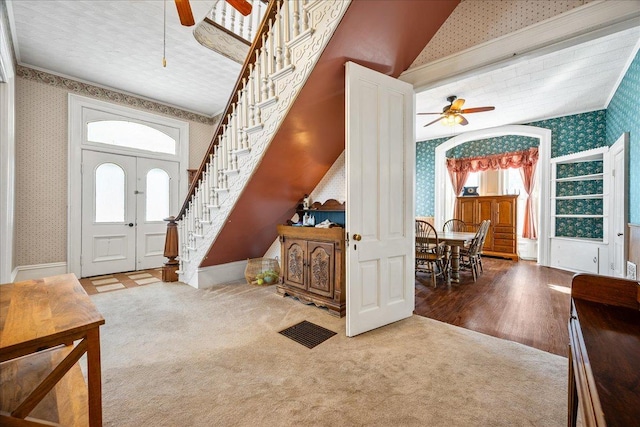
293 0 300 38
275 5 283 72
302 0 309 33
261 33 269 100
241 77 249 149
283 0 291 68
248 64 256 127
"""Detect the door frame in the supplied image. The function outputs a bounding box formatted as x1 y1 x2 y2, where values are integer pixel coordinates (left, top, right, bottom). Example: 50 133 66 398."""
433 124 551 267
68 95 189 277
609 132 629 277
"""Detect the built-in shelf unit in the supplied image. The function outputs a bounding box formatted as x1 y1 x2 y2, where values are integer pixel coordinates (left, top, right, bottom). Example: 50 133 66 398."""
549 147 610 273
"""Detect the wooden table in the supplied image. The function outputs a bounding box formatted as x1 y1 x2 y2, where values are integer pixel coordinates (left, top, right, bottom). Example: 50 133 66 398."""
0 274 105 426
568 273 640 427
437 231 476 283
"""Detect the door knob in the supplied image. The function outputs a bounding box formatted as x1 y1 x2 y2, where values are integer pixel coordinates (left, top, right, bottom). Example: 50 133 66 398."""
617 233 623 236
127 223 134 227
353 234 362 241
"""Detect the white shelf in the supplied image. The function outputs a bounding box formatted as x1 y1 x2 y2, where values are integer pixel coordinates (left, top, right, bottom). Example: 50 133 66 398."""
554 194 603 200
554 173 603 182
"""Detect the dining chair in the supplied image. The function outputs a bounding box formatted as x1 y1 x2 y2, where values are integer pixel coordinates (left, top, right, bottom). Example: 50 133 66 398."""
415 220 448 287
442 218 467 233
460 220 489 282
476 220 491 272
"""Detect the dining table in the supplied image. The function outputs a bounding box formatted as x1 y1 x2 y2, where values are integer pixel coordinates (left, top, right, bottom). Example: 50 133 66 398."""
418 231 476 283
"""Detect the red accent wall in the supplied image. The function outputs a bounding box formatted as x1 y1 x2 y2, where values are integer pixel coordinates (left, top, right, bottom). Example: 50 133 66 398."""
201 0 459 266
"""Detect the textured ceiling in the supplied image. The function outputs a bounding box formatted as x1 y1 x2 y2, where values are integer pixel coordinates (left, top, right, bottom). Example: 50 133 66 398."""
7 0 640 137
414 25 640 141
8 0 240 117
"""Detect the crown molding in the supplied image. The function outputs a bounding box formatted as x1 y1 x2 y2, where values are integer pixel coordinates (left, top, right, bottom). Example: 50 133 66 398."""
16 65 220 125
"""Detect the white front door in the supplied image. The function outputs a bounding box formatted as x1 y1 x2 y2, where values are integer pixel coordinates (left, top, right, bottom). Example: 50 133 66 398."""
609 133 628 278
81 150 179 277
345 61 415 337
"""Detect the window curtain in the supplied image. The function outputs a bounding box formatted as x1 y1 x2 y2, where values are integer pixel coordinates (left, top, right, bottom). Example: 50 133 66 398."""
446 147 539 239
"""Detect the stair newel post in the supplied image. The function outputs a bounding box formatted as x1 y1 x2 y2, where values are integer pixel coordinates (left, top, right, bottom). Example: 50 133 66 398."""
293 0 300 38
162 216 179 282
283 0 291 68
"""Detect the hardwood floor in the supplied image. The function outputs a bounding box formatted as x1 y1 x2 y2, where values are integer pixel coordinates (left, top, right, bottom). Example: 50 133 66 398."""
415 257 575 357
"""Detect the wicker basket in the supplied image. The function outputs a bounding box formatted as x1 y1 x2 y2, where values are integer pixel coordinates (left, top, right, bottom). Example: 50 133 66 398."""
245 257 280 285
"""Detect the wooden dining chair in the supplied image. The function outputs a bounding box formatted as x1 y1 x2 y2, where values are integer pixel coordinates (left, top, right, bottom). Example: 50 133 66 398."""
459 220 489 282
476 220 491 272
415 220 447 287
442 218 467 232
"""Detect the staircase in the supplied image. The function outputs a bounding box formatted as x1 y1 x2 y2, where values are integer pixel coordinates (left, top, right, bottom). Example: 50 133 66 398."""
177 0 352 287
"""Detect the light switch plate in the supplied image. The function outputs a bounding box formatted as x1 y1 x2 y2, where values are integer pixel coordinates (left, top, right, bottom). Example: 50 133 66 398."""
627 261 637 280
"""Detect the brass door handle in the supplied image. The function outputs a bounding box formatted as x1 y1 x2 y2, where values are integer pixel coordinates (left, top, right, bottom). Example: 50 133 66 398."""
353 234 362 241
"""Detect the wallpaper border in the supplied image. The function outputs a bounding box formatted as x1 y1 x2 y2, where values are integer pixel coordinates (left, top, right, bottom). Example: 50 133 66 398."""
16 65 218 125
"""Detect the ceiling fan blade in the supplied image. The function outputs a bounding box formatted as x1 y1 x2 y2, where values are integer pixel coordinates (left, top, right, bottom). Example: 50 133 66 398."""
417 112 443 115
423 117 444 127
461 106 495 114
174 0 195 26
459 116 469 126
451 98 465 111
226 0 253 16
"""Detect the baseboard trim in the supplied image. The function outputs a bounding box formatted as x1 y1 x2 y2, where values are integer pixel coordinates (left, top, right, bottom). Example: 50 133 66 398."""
192 260 248 289
11 262 68 283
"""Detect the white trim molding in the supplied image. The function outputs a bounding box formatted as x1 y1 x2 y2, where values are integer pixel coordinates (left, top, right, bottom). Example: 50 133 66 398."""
0 2 16 284
68 94 189 278
434 125 551 267
194 260 248 289
11 262 68 283
400 0 640 91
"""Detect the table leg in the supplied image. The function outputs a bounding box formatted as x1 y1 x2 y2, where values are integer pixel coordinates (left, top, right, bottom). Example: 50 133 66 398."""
451 245 460 283
86 328 102 427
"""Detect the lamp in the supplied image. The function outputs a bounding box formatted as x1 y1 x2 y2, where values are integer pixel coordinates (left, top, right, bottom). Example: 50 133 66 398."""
441 113 463 126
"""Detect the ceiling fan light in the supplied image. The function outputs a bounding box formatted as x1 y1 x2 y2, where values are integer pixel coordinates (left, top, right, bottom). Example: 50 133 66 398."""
441 113 462 126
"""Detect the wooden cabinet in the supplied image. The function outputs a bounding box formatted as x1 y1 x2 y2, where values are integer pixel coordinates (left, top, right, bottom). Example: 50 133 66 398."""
456 195 518 260
568 274 640 427
276 225 345 317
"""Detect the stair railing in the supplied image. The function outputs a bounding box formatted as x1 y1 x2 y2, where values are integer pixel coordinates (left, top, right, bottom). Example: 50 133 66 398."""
174 0 315 275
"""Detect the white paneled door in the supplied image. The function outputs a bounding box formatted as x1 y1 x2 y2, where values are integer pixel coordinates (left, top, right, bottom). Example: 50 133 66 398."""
81 150 179 277
609 133 628 278
345 61 415 337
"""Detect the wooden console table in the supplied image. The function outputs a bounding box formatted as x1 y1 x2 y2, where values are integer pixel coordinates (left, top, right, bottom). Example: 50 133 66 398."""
568 273 640 427
0 274 105 426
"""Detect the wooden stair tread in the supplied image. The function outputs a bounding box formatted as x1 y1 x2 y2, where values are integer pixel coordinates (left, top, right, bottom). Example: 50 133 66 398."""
0 345 88 426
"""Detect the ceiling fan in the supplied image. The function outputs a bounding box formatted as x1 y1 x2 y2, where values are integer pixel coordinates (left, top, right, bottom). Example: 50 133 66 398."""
418 96 495 127
174 0 253 27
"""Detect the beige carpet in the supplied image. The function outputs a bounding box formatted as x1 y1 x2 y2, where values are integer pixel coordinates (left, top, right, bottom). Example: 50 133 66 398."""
90 281 568 427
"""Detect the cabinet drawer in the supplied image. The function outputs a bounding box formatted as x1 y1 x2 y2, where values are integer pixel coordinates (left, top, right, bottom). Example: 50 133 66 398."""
493 232 514 240
494 226 515 234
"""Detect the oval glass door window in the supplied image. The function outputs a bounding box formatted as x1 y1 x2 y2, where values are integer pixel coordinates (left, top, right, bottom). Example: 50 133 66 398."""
146 168 170 221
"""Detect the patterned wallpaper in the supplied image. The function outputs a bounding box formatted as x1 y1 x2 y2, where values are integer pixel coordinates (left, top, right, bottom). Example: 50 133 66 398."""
556 160 602 179
416 137 448 216
529 110 607 158
555 217 603 239
410 0 593 69
15 76 215 267
606 50 639 224
446 135 539 159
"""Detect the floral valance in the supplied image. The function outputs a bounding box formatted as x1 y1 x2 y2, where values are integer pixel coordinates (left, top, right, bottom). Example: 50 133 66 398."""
446 147 538 173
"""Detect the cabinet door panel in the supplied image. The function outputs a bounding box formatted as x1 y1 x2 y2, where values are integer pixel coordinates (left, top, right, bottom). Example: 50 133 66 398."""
283 239 306 289
477 199 494 250
495 199 516 229
307 241 335 298
458 198 477 225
